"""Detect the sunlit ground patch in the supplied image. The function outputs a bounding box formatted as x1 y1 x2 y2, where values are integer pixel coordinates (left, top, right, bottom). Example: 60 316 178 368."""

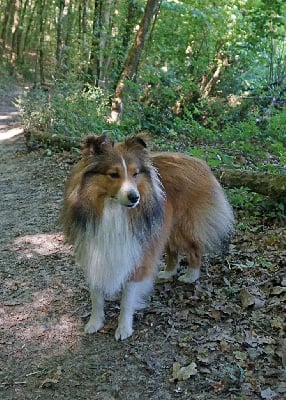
12 232 71 258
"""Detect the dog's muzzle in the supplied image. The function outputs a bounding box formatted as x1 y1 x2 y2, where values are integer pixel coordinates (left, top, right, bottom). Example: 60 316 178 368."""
126 190 140 208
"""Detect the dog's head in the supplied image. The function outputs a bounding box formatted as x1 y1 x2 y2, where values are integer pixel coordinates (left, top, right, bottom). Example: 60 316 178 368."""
81 133 152 208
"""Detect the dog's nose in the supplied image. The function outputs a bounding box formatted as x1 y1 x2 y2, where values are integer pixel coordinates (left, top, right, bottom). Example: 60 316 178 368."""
127 191 140 205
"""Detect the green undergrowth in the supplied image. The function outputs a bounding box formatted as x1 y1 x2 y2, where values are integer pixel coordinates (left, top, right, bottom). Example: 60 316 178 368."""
228 187 285 224
17 81 286 174
16 80 286 222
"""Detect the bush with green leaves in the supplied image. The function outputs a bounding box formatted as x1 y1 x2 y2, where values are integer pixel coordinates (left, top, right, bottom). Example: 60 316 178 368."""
23 81 109 136
17 72 285 176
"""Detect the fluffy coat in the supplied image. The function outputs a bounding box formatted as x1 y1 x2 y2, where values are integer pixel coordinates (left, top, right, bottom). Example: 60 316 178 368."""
61 134 234 340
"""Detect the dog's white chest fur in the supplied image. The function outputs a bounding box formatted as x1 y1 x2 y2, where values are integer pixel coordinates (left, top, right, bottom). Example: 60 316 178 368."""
76 203 142 296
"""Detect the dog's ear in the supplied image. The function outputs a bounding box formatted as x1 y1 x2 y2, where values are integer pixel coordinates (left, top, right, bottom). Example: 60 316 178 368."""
82 135 113 156
124 132 151 151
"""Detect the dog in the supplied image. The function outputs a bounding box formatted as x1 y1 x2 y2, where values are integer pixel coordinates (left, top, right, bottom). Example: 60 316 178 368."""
61 133 234 340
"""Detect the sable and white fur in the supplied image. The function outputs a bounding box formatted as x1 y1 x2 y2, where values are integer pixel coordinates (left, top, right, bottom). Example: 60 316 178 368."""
61 133 234 340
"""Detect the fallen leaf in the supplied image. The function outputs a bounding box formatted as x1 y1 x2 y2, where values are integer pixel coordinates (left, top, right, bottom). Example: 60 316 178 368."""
260 387 276 400
178 336 193 348
39 377 59 389
271 286 286 295
38 366 62 389
270 317 284 333
209 309 221 321
276 382 286 394
240 288 255 309
276 339 286 367
171 362 198 382
196 349 211 364
240 287 265 309
253 297 266 309
233 351 248 361
244 330 258 347
210 381 225 394
219 340 230 352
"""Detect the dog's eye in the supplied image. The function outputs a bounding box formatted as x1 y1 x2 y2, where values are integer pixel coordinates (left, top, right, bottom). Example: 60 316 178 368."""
133 171 139 178
109 172 120 179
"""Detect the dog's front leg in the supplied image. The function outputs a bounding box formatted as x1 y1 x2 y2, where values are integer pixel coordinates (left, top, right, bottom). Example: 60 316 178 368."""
115 277 153 340
84 288 105 334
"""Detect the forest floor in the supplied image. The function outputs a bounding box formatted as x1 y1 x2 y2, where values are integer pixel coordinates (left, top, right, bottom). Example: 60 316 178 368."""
0 83 285 400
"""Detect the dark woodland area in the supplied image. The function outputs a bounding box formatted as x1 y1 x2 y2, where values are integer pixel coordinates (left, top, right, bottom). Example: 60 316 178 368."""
0 0 285 399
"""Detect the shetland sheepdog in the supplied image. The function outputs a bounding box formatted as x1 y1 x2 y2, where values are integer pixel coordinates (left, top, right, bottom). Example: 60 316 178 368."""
61 133 234 340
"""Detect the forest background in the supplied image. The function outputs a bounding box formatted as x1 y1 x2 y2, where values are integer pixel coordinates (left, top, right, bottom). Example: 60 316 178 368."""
0 0 286 213
0 2 286 398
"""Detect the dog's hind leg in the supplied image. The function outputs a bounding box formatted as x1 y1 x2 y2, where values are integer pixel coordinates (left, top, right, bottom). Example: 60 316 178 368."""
115 277 153 340
84 288 105 334
157 242 179 280
178 241 202 284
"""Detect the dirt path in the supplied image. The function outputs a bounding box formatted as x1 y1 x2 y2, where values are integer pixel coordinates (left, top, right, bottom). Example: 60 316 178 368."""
0 88 285 400
0 92 185 400
0 97 189 400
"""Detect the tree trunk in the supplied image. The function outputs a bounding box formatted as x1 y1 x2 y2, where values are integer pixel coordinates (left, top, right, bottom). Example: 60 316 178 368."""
38 0 46 83
16 0 29 64
122 0 139 50
56 0 66 74
110 0 161 122
215 169 286 203
88 0 113 87
0 0 15 56
64 0 75 62
81 0 89 74
22 0 37 53
10 0 21 71
98 0 113 87
88 0 102 86
200 54 229 97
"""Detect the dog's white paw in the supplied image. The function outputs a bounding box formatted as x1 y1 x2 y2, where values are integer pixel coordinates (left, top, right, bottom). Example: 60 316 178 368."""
157 270 176 281
115 324 133 341
178 269 200 284
84 317 104 334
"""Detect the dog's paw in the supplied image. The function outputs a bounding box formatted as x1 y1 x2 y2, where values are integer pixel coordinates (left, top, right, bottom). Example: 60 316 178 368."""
157 270 176 281
178 269 200 284
115 324 133 341
84 317 104 334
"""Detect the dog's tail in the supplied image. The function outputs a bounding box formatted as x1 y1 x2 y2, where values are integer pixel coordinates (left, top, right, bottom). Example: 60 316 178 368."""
197 186 234 255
